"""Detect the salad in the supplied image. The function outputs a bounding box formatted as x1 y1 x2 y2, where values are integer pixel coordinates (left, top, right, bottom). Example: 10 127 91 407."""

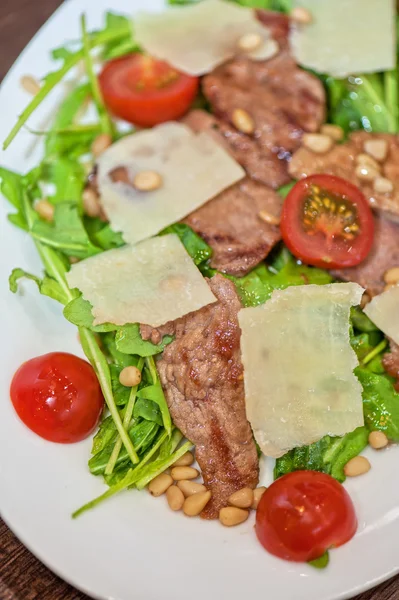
2 0 399 571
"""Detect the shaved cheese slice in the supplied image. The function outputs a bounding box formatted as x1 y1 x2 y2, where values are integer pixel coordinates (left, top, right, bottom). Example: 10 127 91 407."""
364 285 399 346
134 0 273 76
66 234 216 327
290 0 396 77
97 122 245 246
238 283 364 458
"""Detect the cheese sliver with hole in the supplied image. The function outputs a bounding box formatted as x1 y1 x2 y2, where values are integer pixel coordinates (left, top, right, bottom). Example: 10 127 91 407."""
364 285 399 346
290 0 396 78
134 0 273 76
238 283 365 458
66 234 217 327
97 122 245 246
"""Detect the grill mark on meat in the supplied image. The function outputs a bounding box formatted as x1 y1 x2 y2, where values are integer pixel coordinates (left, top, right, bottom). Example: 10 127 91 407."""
157 274 259 518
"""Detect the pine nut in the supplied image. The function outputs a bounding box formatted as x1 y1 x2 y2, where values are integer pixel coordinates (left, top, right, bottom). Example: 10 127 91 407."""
219 507 249 527
20 75 41 95
290 6 313 24
356 153 381 171
384 283 398 293
364 139 388 162
166 485 185 511
374 177 393 194
261 39 280 60
258 210 280 226
251 486 267 510
177 480 207 497
133 171 163 192
383 267 399 285
232 109 255 135
91 133 112 157
119 366 141 387
302 133 333 154
360 292 371 309
171 466 199 481
320 124 344 142
368 430 389 449
82 187 101 218
355 164 380 182
228 487 254 509
172 451 194 467
35 199 54 222
238 33 262 52
148 473 173 496
183 490 212 516
344 456 371 477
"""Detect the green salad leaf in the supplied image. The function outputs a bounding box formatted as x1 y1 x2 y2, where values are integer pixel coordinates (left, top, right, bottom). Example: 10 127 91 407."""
63 295 117 332
309 552 330 570
115 323 173 356
9 267 69 305
40 158 85 203
160 223 213 266
355 368 399 442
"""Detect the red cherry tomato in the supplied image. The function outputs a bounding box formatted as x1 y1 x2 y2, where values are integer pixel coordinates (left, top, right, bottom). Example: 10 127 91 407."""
99 54 199 127
256 471 357 562
10 352 104 443
280 174 374 269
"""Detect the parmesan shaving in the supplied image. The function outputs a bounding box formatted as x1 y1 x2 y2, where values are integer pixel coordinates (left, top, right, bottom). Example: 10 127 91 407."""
66 234 217 328
290 0 396 78
238 283 365 458
134 0 273 76
364 285 399 346
97 122 245 246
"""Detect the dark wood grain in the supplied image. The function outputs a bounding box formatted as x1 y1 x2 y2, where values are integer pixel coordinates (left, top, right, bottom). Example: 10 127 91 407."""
0 1 399 599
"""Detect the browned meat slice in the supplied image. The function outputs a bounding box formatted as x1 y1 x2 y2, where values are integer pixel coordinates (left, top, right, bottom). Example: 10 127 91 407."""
182 110 290 189
382 340 399 392
183 177 282 276
289 132 399 219
331 216 399 296
157 274 259 518
140 322 175 345
202 51 325 158
256 10 290 47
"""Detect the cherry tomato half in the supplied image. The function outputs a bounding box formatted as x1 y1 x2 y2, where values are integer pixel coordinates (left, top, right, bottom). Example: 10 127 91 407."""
10 352 104 443
280 174 374 269
256 471 357 562
99 54 199 127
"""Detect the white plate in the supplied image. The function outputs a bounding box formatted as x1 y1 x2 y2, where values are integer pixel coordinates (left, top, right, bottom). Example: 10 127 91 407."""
0 1 398 599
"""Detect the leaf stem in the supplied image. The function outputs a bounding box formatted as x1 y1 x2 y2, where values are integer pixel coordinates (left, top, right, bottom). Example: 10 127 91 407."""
384 69 399 133
362 339 388 366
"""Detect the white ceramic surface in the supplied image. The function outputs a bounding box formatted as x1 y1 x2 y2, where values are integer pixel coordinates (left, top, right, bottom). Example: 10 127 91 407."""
0 2 398 599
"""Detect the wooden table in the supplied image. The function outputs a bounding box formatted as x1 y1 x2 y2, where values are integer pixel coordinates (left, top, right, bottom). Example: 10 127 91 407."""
0 1 398 598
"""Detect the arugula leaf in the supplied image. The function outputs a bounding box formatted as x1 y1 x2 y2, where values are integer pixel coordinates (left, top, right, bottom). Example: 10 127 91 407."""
274 427 369 483
160 223 212 266
31 202 101 259
351 306 379 333
101 332 138 368
309 552 329 569
91 415 117 455
63 295 116 332
115 323 173 356
0 167 28 230
355 368 399 442
9 267 69 305
93 224 125 250
133 397 163 425
141 357 172 435
101 12 139 60
40 158 85 203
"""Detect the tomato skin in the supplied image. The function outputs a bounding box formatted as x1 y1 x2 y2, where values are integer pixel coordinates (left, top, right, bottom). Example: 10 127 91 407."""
256 471 357 562
10 352 104 443
281 174 374 269
99 54 199 127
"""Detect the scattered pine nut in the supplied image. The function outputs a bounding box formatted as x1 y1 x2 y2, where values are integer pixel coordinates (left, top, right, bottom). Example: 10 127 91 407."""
355 164 380 182
35 199 54 222
119 366 142 387
228 487 254 509
290 6 313 24
148 473 173 497
364 139 388 162
219 507 249 527
171 466 199 481
20 75 41 95
302 133 333 154
344 456 371 477
251 487 267 510
232 108 255 135
183 490 212 516
258 210 280 226
383 267 399 285
360 292 371 309
177 480 207 497
82 187 101 218
260 39 280 60
356 153 381 171
172 451 194 468
368 430 389 450
91 133 112 157
374 177 394 194
166 485 185 511
320 124 344 142
133 170 163 192
238 32 262 52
